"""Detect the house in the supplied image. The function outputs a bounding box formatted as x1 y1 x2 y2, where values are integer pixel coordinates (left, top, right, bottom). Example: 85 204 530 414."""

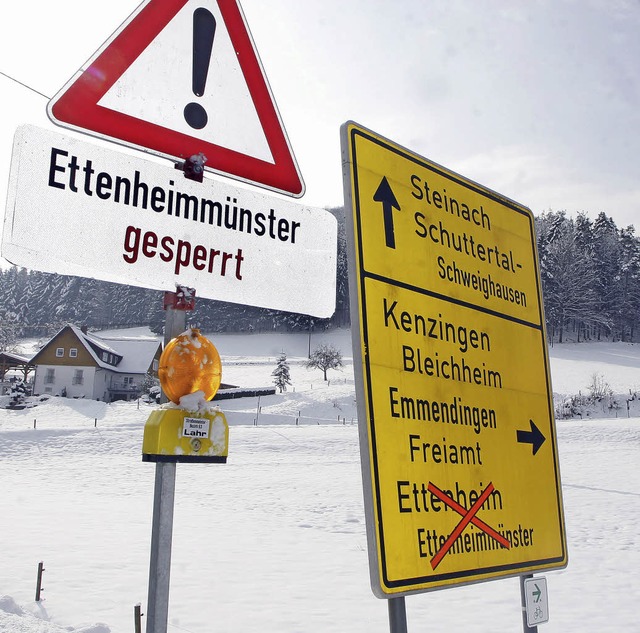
30 325 162 402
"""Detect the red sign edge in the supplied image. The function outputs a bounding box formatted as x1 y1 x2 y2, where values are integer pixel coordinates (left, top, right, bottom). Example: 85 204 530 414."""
46 0 305 197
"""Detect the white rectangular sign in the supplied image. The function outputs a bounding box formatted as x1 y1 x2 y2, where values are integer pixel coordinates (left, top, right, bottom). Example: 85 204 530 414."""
182 418 211 439
2 125 337 318
524 576 549 627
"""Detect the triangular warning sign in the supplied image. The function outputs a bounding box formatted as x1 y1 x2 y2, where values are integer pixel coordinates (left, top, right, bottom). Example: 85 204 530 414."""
47 0 305 197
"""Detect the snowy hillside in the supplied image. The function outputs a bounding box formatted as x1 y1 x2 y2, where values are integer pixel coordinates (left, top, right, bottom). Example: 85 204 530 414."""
1 330 639 632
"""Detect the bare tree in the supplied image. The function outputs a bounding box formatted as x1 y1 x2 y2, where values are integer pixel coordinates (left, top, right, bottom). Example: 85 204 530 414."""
306 344 343 381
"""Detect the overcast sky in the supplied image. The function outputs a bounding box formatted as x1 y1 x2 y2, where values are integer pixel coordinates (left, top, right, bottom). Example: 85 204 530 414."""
1 0 639 268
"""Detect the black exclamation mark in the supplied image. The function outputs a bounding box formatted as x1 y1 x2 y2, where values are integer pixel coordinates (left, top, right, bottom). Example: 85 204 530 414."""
184 8 216 130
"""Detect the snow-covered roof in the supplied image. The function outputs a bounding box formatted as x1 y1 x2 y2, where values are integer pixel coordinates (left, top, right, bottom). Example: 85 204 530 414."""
64 325 122 371
0 351 31 365
77 328 121 355
32 325 161 375
100 337 162 374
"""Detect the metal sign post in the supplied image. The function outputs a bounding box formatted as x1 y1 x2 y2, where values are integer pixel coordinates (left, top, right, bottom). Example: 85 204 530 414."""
388 597 408 633
520 575 538 633
146 460 177 633
145 289 189 633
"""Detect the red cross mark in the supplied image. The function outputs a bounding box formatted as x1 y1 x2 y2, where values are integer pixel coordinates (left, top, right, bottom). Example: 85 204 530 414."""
428 482 511 570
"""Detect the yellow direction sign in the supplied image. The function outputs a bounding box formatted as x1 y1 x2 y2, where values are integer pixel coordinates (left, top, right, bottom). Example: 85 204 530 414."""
341 122 567 597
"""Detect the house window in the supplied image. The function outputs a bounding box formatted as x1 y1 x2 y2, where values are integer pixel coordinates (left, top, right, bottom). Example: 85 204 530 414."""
124 376 134 385
44 369 55 384
152 359 159 372
70 348 78 358
55 347 64 357
72 370 84 385
102 352 109 362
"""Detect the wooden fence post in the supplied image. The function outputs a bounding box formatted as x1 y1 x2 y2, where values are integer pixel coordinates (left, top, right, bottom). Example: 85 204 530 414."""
35 561 45 601
134 603 143 633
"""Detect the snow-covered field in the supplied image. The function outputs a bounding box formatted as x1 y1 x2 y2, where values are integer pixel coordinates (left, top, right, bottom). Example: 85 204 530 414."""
1 330 639 632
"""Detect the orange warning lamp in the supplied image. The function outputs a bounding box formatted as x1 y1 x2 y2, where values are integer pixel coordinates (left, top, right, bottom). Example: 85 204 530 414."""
158 328 222 404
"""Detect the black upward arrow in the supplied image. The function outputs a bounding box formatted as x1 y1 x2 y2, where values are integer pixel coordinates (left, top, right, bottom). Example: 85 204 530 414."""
516 420 546 455
373 176 401 249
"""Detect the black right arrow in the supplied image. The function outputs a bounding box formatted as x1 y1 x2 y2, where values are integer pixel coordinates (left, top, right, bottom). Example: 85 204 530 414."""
373 176 401 249
516 419 546 455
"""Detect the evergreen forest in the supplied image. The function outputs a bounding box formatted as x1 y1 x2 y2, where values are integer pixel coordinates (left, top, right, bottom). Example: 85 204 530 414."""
1 208 638 347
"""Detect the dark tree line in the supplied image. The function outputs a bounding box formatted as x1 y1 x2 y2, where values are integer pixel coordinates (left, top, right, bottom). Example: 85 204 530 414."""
0 208 349 342
535 210 640 343
0 267 164 341
2 207 637 346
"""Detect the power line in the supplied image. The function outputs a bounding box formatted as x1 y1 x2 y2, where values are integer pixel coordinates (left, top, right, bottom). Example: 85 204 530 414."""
0 70 50 100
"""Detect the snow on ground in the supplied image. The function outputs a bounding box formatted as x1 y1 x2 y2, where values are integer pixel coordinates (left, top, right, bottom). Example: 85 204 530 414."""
1 330 640 632
547 341 640 397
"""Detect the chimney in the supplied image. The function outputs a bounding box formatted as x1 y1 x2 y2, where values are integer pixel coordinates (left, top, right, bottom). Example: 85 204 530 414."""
81 325 88 334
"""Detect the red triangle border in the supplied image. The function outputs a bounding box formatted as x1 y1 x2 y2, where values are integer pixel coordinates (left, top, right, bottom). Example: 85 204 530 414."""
48 0 304 197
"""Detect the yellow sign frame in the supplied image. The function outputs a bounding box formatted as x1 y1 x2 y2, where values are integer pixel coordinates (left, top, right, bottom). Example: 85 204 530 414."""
341 122 567 597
